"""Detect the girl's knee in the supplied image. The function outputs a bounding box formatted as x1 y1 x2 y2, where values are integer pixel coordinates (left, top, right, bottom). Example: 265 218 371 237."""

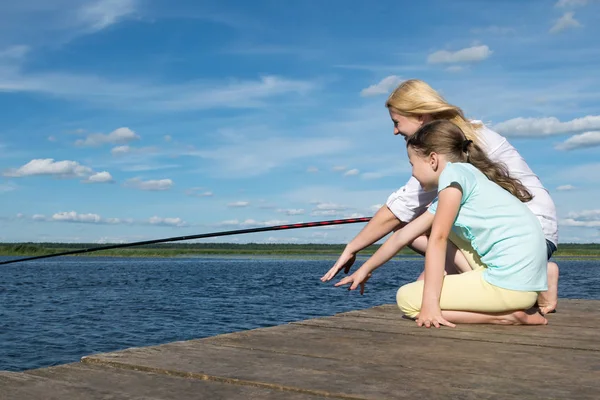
396 284 420 318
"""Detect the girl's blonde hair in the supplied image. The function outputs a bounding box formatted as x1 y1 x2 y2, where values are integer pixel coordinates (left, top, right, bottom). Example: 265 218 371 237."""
407 120 533 203
386 79 482 145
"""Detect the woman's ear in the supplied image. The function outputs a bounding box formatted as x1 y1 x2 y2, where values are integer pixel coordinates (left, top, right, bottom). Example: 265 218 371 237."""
419 114 433 125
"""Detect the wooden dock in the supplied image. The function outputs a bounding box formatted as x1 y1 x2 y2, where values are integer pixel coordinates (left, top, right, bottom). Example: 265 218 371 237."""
1 298 598 399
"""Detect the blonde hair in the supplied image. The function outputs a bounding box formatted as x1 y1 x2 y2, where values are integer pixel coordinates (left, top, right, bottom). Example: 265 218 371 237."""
386 79 482 145
407 120 533 203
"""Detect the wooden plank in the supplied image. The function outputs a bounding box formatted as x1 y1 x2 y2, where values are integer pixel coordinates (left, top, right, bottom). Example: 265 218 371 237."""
81 335 597 399
202 323 600 389
296 315 600 351
0 363 327 400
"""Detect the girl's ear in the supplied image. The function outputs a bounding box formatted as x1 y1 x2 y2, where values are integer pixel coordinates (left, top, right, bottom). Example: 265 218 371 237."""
430 152 439 171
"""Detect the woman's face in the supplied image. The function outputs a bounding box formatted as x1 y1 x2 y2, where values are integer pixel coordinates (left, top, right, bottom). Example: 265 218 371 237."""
389 110 432 138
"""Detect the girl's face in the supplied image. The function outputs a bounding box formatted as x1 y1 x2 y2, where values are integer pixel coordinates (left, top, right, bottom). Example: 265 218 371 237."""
389 110 432 138
407 146 441 191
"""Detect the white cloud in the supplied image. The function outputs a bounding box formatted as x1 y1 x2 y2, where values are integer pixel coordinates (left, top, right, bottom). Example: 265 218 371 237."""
123 178 173 191
360 75 402 97
263 236 300 243
216 219 241 227
277 208 305 216
567 209 600 220
311 209 340 217
561 219 600 227
555 131 600 150
550 12 582 34
0 64 315 111
147 216 186 227
52 211 102 223
214 219 289 228
360 165 408 180
311 202 352 216
369 204 383 213
0 182 17 192
427 45 492 64
111 145 158 156
0 2 137 50
26 210 188 227
0 45 30 60
556 184 576 191
361 172 385 180
556 163 600 183
261 219 289 226
77 0 137 33
446 66 464 73
228 201 249 208
555 0 588 8
332 166 347 172
111 145 131 155
314 202 349 211
95 236 128 244
156 76 315 111
105 218 126 224
164 135 172 142
76 127 140 147
185 187 214 197
493 116 600 137
188 136 352 178
344 168 360 176
120 164 179 172
307 166 319 173
84 171 114 183
4 158 92 178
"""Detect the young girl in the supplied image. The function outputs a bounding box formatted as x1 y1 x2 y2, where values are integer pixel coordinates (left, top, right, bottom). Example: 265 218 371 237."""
334 120 549 327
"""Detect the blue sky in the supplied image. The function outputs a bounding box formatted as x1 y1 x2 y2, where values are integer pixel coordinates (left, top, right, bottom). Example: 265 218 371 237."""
1 0 599 244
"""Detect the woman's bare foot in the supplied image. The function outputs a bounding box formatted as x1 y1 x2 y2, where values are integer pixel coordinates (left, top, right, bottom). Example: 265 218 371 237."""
537 262 559 315
501 309 548 325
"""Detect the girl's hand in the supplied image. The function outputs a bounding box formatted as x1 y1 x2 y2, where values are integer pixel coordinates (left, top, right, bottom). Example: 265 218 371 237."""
334 268 372 295
321 252 356 282
416 304 456 328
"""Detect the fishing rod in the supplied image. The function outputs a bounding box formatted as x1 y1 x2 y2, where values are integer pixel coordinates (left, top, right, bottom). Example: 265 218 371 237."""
0 217 372 265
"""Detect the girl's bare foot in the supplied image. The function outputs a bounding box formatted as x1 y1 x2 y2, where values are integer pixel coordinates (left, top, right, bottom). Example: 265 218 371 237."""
500 309 548 325
537 262 559 315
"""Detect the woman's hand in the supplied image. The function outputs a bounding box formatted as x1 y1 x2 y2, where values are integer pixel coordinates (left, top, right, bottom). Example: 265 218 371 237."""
321 251 356 282
334 268 372 295
416 303 455 328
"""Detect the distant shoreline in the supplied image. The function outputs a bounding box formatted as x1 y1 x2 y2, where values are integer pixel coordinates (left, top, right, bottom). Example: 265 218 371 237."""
1 242 599 260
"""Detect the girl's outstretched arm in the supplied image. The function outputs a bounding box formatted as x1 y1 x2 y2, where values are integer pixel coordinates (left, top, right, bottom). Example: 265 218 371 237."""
418 185 462 328
321 205 401 282
334 211 434 294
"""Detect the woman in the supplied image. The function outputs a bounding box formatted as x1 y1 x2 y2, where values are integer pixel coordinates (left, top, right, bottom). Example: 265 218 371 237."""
321 79 559 314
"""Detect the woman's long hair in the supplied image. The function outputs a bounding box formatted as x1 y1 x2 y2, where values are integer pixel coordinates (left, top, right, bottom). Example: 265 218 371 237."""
407 120 533 202
386 79 483 146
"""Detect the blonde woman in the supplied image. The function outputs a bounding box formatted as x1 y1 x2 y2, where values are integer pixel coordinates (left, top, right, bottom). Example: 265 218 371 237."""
321 79 559 315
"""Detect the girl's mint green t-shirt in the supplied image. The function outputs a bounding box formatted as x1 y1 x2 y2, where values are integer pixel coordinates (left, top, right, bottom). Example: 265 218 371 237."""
428 162 548 292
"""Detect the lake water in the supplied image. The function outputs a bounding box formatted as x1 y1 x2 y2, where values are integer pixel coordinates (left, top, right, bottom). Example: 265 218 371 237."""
1 256 598 372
